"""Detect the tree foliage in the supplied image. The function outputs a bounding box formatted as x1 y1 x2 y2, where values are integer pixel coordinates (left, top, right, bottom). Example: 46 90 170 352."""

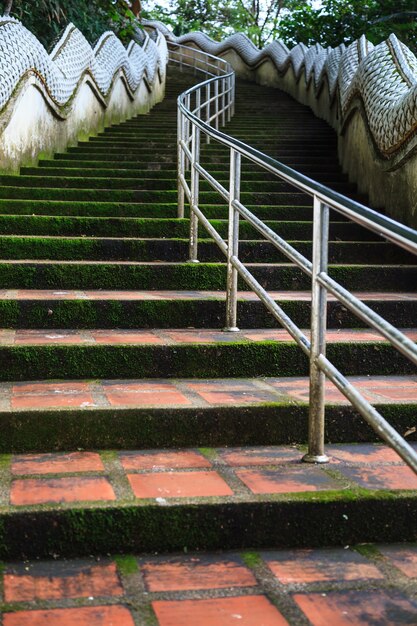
278 0 417 51
2 0 139 47
144 0 417 51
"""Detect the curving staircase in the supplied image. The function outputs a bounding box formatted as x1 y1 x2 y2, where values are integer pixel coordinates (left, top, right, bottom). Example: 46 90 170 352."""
0 66 417 623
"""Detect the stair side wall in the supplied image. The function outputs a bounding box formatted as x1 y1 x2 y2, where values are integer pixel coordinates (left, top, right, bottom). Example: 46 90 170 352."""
148 22 417 228
0 19 168 171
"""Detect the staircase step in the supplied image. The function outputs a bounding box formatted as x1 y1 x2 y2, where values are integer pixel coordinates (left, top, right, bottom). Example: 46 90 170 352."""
0 186 311 205
0 376 415 452
0 175 356 194
0 327 415 380
0 289 415 329
0 260 415 290
0 443 416 558
28 165 350 183
0 236 412 263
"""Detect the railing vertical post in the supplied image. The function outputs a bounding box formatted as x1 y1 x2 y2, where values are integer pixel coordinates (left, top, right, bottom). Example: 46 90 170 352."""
214 80 219 130
221 76 226 127
177 106 185 218
224 148 241 332
231 74 235 117
303 196 330 464
227 75 232 122
195 88 201 120
206 83 211 144
184 94 191 171
189 122 200 263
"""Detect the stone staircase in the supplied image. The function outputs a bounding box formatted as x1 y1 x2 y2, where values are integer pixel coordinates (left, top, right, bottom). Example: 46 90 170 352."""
0 67 416 566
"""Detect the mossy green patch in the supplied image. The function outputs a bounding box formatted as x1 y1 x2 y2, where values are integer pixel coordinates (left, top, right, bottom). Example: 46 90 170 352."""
241 551 262 569
198 448 217 461
114 554 139 576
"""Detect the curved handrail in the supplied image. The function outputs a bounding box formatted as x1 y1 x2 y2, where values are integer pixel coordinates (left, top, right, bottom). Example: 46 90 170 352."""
169 40 417 472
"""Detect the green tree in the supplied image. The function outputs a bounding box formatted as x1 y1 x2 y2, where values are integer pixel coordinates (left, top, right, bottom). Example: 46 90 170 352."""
278 0 417 50
2 0 139 47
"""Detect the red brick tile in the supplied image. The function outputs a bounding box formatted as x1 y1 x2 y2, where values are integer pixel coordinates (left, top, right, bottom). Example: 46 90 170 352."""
85 291 160 300
371 387 417 401
128 471 233 498
327 444 403 464
264 548 383 584
142 556 257 591
186 381 259 392
104 382 190 406
13 382 90 395
379 545 417 577
195 390 275 404
11 452 104 476
12 394 95 409
16 290 79 300
14 330 84 345
186 380 275 404
242 330 292 342
294 590 417 626
11 382 95 410
219 447 300 466
91 330 164 344
152 595 289 626
236 468 341 494
11 477 116 506
120 450 211 471
164 330 242 343
4 562 122 602
337 465 417 490
3 605 134 626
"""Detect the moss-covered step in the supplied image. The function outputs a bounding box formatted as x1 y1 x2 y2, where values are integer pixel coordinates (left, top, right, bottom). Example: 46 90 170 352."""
41 158 346 176
40 158 180 169
0 292 416 329
0 375 415 451
0 261 415 291
23 166 350 184
4 175 356 195
0 176 180 191
0 336 415 380
0 237 413 264
5 174 350 195
0 217 382 242
0 216 270 237
0 187 311 205
0 451 416 558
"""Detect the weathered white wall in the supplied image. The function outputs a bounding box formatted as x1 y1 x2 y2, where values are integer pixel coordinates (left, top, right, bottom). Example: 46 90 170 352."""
0 19 168 171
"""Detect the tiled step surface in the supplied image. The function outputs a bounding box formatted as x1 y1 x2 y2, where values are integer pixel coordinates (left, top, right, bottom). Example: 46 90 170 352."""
1 444 417 559
1 326 416 345
4 375 417 411
0 327 415 382
2 543 417 625
0 376 415 454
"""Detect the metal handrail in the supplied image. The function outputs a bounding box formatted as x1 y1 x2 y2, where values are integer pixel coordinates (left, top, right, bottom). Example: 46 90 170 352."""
169 40 417 472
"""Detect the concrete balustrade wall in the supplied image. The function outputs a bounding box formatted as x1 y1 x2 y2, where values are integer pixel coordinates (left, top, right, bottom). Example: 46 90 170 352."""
147 21 417 228
0 18 168 171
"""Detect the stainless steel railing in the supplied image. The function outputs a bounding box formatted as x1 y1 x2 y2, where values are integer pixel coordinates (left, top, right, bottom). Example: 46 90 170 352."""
169 40 417 472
